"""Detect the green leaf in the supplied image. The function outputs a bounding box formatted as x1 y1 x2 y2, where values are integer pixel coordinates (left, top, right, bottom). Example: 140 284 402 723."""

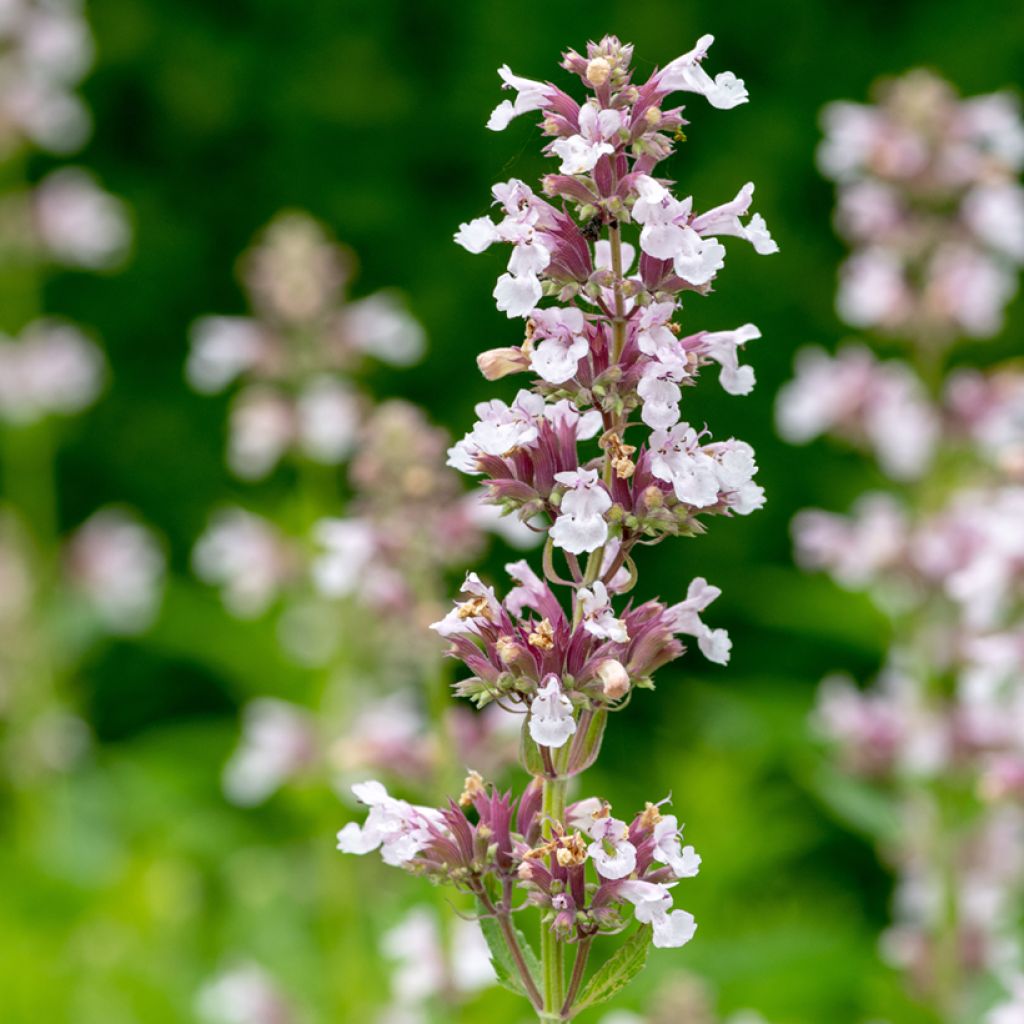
572 925 653 1015
477 903 542 1000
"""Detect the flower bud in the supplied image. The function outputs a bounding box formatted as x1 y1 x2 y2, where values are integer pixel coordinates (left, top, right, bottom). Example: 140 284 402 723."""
585 57 612 87
476 346 529 381
597 659 630 699
644 106 662 126
642 485 664 510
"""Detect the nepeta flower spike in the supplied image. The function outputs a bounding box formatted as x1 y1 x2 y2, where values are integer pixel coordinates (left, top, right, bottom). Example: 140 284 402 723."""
338 34 775 1021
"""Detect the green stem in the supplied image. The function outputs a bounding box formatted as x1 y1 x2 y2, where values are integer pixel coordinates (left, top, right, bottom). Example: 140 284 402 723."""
540 775 567 1019
561 935 593 1019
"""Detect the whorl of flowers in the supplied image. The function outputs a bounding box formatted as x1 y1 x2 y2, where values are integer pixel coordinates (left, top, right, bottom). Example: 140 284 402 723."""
338 35 774 1020
819 68 1024 344
779 67 1024 1017
186 211 425 480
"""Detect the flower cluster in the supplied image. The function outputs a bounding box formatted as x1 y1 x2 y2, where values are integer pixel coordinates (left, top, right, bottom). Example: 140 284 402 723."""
339 777 699 950
0 0 93 156
0 3 161 786
780 66 1024 1019
186 211 424 479
819 69 1024 343
339 35 773 1020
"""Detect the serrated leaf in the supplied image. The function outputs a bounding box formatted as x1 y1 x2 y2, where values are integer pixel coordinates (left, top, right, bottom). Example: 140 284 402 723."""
477 903 541 999
572 925 653 1015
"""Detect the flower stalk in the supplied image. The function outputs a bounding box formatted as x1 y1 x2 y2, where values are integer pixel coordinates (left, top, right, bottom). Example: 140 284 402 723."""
336 33 776 1021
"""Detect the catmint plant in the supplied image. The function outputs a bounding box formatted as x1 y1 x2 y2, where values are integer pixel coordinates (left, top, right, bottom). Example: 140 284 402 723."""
337 35 776 1022
777 69 1024 1022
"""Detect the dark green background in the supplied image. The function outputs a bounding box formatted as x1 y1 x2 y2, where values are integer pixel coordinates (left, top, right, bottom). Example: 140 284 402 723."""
11 1 1024 1021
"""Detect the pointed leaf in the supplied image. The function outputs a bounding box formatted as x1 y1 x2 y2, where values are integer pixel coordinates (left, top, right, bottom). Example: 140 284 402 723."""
571 925 653 1015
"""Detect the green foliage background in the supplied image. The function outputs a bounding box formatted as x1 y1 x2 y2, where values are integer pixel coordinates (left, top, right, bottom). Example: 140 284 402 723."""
3 1 1024 1021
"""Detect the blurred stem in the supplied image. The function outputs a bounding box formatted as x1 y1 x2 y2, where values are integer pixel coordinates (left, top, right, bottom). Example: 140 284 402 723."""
540 775 567 1019
3 421 59 550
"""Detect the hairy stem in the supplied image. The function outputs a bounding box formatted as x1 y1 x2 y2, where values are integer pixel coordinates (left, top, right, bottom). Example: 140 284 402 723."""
541 775 567 1018
479 884 544 1010
561 935 593 1019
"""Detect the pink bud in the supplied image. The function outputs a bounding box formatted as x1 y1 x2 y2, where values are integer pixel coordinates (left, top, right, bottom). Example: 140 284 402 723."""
476 346 530 381
597 659 630 699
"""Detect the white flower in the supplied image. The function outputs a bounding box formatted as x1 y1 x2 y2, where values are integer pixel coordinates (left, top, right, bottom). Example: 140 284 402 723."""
551 134 614 175
691 182 778 255
549 467 611 554
529 306 590 384
311 518 377 597
648 424 722 507
638 353 689 429
652 814 702 878
447 389 544 472
673 230 726 285
578 581 629 642
430 572 502 639
336 780 443 867
454 216 500 253
617 880 698 948
656 35 748 110
586 815 637 879
487 65 555 131
494 271 542 318
667 577 732 664
529 675 577 748
693 323 760 395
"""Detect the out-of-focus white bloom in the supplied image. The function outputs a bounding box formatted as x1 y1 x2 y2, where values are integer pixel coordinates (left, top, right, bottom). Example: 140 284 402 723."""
0 319 104 424
295 376 359 464
310 517 376 598
792 494 908 589
381 906 493 1013
344 291 425 366
0 0 94 156
196 962 295 1024
529 675 577 749
227 386 293 479
186 317 268 394
33 167 130 268
464 492 540 550
193 507 293 618
776 346 938 480
222 698 316 806
65 507 165 634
